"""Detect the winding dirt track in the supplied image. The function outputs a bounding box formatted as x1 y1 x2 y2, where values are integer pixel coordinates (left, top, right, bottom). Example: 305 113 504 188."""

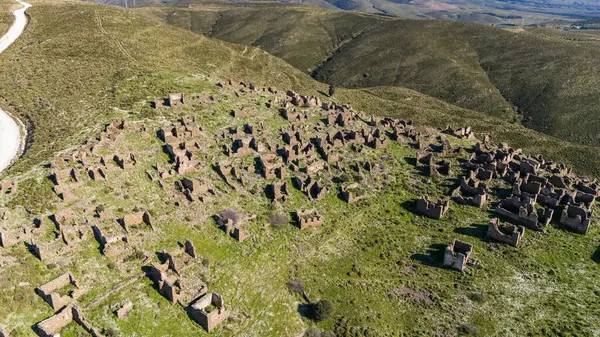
0 0 30 172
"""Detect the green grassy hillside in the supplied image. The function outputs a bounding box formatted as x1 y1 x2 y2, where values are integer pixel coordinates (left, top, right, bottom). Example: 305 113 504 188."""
3 1 600 337
144 3 600 147
0 0 16 35
142 3 379 73
4 77 599 337
0 1 323 174
2 1 600 177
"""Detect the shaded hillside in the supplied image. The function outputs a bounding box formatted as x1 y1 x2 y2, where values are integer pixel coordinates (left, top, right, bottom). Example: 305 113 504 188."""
143 5 514 118
314 18 600 146
144 3 600 147
145 3 379 72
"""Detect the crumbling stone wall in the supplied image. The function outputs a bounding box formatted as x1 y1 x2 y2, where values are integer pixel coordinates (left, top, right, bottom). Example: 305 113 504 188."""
487 218 524 247
443 240 472 272
187 293 229 332
560 205 592 234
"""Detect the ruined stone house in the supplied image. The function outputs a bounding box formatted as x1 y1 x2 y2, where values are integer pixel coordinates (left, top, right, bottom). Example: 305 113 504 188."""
487 218 524 247
35 272 83 311
121 211 153 232
266 181 288 203
495 195 553 231
560 205 592 234
294 209 323 230
443 239 472 272
415 196 450 220
35 304 105 337
451 177 489 208
187 292 229 332
168 93 185 107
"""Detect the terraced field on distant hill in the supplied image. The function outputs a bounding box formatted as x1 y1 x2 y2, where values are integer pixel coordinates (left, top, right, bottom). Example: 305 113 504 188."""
141 3 600 147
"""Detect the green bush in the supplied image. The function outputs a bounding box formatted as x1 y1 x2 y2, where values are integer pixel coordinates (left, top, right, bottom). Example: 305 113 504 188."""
269 213 288 229
312 299 334 322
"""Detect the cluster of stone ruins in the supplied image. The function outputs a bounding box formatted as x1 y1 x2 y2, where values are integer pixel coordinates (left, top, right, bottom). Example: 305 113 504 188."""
0 80 598 335
412 127 598 271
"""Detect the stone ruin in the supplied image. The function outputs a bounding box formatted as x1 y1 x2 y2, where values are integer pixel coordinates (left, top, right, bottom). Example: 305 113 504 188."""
21 216 89 262
231 107 256 118
115 299 133 320
294 209 323 230
258 154 286 179
8 80 599 335
0 181 17 196
216 213 248 242
30 269 105 334
443 239 472 272
154 93 186 108
51 168 77 186
147 242 207 305
281 108 309 124
415 196 450 220
120 210 154 232
464 142 519 182
168 93 185 107
463 141 598 235
340 183 367 204
266 181 288 203
560 205 592 234
0 225 37 248
443 126 475 140
286 90 321 108
223 219 248 242
227 137 255 157
35 272 84 311
35 304 105 337
495 195 553 231
451 177 489 208
487 218 524 247
91 222 129 257
292 175 327 200
416 151 451 177
114 153 137 170
145 241 229 332
187 292 230 332
181 177 216 203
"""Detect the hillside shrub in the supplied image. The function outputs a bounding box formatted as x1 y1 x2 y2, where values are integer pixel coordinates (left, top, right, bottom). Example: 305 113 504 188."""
269 213 288 229
312 299 334 322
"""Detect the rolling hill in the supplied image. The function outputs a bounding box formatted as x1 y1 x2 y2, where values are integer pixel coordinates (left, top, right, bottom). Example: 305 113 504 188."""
141 3 600 148
2 1 600 337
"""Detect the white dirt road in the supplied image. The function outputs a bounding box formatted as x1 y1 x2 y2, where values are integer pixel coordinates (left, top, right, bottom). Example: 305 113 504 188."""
0 0 30 172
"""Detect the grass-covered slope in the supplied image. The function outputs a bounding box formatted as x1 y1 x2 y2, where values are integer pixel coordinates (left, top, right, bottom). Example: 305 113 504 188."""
2 77 600 337
0 0 16 36
144 3 600 147
143 3 379 73
0 1 323 173
338 86 600 178
1 1 600 179
2 2 600 337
